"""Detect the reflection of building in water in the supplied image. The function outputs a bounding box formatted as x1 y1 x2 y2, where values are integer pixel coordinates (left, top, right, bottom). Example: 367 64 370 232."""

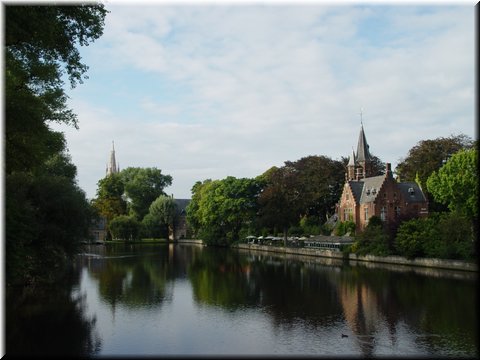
338 281 384 357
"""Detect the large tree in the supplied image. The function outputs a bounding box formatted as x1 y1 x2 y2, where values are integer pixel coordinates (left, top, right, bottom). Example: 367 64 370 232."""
120 167 173 220
187 177 262 246
92 173 127 238
5 5 107 174
5 4 107 285
285 155 345 220
395 134 473 187
426 148 478 220
147 195 178 239
257 166 303 245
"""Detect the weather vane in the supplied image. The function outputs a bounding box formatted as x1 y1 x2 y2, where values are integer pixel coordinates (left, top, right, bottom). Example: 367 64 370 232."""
359 107 364 126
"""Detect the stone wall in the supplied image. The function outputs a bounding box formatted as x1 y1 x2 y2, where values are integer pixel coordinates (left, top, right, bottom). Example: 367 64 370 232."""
234 243 477 272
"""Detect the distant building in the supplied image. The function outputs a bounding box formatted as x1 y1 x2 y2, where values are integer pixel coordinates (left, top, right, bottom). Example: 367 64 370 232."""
89 216 107 242
106 141 120 176
170 198 191 240
337 125 428 231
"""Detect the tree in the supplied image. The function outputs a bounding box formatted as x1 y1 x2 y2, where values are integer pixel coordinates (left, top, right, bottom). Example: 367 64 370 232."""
5 5 107 174
258 166 302 245
395 134 474 210
5 4 107 285
426 148 478 220
187 177 262 246
6 151 92 285
109 215 141 241
120 167 173 220
285 155 345 220
147 195 178 239
92 173 127 239
186 180 212 238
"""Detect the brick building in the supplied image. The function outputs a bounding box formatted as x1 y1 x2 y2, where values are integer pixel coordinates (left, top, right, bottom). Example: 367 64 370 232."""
337 125 428 231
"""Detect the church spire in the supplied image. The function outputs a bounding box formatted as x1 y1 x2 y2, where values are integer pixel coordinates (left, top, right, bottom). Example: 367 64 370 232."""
106 141 118 176
356 123 371 163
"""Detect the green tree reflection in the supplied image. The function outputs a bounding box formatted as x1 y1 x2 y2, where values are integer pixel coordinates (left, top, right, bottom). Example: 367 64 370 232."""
6 268 101 356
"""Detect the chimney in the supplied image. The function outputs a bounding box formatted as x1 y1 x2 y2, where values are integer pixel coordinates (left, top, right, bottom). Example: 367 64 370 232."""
386 163 392 178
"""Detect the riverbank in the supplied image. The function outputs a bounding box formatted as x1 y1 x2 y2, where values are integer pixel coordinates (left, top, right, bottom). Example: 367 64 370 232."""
233 243 478 272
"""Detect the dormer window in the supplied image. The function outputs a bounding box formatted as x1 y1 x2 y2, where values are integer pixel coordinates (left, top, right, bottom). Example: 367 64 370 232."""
408 187 415 195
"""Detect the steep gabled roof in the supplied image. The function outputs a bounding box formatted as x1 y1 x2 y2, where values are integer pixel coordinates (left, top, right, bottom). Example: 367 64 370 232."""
397 182 427 203
348 181 365 204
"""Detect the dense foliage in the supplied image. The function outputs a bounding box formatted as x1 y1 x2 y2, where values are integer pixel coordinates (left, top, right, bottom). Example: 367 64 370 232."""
92 167 173 239
395 213 474 260
109 215 141 241
426 148 478 219
395 134 474 211
5 4 107 285
187 177 263 246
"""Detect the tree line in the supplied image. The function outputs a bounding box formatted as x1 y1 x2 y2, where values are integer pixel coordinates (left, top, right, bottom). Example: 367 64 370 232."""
186 135 477 262
91 167 178 241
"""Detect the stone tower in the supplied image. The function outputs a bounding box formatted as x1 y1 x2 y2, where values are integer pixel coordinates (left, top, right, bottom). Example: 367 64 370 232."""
345 124 372 181
106 141 120 176
355 124 372 179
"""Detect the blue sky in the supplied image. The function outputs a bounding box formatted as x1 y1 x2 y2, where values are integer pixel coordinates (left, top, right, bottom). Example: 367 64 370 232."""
51 1 476 200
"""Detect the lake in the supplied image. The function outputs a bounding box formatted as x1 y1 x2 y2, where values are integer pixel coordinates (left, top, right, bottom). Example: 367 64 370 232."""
5 243 478 357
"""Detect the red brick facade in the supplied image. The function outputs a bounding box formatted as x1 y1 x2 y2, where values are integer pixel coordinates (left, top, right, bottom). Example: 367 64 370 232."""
337 127 428 231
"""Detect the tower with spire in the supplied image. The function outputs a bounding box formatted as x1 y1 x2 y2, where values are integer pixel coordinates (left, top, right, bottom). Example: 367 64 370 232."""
106 141 120 176
346 123 372 181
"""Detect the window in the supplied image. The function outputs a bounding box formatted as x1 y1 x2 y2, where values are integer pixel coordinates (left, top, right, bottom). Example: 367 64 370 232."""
395 206 401 217
346 193 349 200
380 207 386 221
364 207 369 221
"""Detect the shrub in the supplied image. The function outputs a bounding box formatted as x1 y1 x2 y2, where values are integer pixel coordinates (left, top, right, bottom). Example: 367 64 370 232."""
109 215 141 241
395 212 474 260
354 219 391 256
335 221 356 236
395 218 434 259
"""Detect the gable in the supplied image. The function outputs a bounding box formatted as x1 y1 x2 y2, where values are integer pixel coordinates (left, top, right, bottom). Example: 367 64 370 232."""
359 175 386 204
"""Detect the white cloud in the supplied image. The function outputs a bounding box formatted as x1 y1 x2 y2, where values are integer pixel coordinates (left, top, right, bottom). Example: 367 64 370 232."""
58 3 475 200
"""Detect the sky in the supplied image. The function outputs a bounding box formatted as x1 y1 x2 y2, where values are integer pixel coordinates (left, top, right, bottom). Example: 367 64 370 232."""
50 1 476 200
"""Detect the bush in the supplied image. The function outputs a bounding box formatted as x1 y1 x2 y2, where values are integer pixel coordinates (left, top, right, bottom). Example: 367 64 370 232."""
335 221 356 236
395 212 474 260
109 215 141 241
354 219 391 256
395 217 435 259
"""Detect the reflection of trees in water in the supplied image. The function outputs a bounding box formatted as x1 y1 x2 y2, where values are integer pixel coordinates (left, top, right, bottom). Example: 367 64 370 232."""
6 266 101 356
85 248 172 309
188 247 261 308
83 244 205 310
188 249 344 330
190 248 476 357
336 265 477 357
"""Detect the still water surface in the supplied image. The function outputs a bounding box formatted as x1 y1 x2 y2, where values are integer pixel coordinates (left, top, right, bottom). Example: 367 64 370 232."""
6 243 478 357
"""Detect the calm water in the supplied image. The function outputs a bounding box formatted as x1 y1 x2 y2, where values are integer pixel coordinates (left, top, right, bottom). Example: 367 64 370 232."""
6 243 478 357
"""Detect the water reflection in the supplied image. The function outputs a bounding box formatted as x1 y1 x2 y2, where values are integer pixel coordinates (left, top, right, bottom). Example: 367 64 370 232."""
6 244 477 357
5 266 101 356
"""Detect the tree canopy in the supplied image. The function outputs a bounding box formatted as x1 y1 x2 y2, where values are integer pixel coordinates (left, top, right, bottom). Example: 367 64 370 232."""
426 148 478 219
5 4 107 285
187 177 262 246
120 167 173 220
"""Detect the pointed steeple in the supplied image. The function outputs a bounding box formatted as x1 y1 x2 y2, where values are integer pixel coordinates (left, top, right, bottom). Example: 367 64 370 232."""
346 148 356 181
356 124 371 163
106 141 118 176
